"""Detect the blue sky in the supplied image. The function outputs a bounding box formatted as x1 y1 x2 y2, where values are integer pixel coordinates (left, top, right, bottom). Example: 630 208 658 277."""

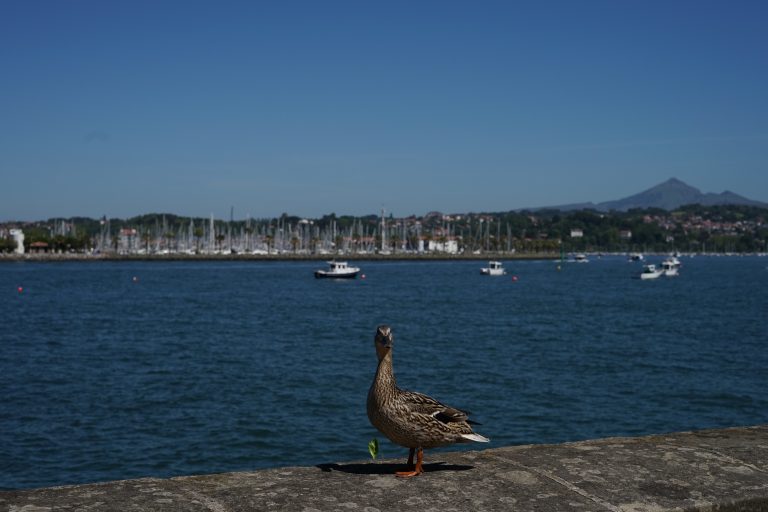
1 1 766 221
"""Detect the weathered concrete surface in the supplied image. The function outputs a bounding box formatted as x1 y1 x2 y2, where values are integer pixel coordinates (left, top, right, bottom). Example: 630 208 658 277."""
2 425 768 511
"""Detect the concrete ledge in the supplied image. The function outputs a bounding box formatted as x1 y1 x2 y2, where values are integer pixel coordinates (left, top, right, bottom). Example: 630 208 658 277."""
3 425 768 511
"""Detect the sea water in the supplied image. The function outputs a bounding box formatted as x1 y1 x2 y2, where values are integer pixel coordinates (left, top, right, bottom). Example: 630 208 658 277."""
2 256 767 489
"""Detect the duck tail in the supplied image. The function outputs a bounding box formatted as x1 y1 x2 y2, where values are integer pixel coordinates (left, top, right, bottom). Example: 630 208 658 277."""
461 432 490 443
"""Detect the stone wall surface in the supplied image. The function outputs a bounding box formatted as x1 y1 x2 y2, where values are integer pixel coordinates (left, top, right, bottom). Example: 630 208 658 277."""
2 425 768 511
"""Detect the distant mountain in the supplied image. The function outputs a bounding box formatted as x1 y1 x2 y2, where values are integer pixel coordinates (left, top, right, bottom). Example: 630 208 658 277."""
540 178 767 212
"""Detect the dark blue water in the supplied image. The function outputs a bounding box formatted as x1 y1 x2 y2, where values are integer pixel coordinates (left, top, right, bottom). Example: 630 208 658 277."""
2 257 767 489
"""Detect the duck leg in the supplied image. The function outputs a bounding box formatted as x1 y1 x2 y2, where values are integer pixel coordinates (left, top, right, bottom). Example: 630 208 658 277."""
395 447 423 477
394 448 414 474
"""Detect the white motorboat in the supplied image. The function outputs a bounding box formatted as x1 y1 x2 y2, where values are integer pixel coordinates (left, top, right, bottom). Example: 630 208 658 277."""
661 260 679 277
629 253 644 262
570 253 589 263
314 261 361 279
637 264 664 280
665 255 682 268
480 261 507 276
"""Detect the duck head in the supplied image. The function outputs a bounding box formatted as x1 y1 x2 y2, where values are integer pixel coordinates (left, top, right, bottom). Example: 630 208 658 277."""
374 325 393 361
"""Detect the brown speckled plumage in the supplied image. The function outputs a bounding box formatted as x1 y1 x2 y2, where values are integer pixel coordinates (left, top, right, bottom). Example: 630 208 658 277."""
366 325 488 475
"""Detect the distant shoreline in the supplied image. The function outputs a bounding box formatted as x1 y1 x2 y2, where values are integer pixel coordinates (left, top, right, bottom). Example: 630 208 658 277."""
3 252 763 263
0 252 559 263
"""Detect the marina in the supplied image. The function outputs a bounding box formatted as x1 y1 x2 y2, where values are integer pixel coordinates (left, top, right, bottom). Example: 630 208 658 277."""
3 0 766 501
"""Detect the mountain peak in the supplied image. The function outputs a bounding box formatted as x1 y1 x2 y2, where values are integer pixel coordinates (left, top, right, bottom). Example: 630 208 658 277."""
594 178 765 211
651 177 701 193
528 178 766 212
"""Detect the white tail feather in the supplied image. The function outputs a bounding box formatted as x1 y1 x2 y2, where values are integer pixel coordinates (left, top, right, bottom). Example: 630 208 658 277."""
461 433 490 443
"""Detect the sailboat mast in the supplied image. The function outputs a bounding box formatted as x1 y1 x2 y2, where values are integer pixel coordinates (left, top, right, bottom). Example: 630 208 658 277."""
380 207 387 254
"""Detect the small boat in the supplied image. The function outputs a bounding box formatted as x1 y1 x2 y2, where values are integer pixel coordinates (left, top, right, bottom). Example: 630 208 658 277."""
570 253 589 263
665 255 682 268
637 264 664 280
314 260 361 279
629 253 644 262
480 261 507 276
661 260 679 277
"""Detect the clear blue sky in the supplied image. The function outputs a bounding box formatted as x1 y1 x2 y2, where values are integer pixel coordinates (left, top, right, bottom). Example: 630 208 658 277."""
2 0 766 221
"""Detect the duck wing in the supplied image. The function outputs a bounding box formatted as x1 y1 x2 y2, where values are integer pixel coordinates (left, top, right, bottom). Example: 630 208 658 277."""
398 389 472 424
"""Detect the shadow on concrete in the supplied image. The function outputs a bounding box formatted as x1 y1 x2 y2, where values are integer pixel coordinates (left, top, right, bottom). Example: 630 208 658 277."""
316 462 475 475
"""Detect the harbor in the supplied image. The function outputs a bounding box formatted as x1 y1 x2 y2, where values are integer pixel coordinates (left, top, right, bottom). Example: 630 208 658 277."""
3 256 766 490
4 1 768 507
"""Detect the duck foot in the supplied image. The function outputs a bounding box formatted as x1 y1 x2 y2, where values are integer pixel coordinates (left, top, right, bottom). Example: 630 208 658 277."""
396 448 423 477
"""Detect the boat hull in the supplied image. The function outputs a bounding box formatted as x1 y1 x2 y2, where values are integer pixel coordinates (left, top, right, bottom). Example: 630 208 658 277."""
314 270 359 279
480 269 506 276
635 263 664 280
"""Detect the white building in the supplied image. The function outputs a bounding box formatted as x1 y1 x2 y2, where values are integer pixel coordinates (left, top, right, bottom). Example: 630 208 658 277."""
427 239 459 254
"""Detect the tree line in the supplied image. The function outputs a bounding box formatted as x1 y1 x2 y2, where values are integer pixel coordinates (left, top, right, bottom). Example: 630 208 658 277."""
1 204 766 254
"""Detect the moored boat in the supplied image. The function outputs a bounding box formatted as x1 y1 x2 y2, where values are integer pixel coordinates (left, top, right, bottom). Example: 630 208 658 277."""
570 253 589 263
661 260 679 277
665 255 682 268
480 261 507 276
637 264 664 280
314 260 361 279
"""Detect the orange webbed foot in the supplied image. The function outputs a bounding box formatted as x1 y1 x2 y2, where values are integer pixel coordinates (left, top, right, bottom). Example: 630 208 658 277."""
395 448 423 477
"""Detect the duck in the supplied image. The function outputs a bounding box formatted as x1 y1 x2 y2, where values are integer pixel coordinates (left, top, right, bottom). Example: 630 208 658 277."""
366 324 489 477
